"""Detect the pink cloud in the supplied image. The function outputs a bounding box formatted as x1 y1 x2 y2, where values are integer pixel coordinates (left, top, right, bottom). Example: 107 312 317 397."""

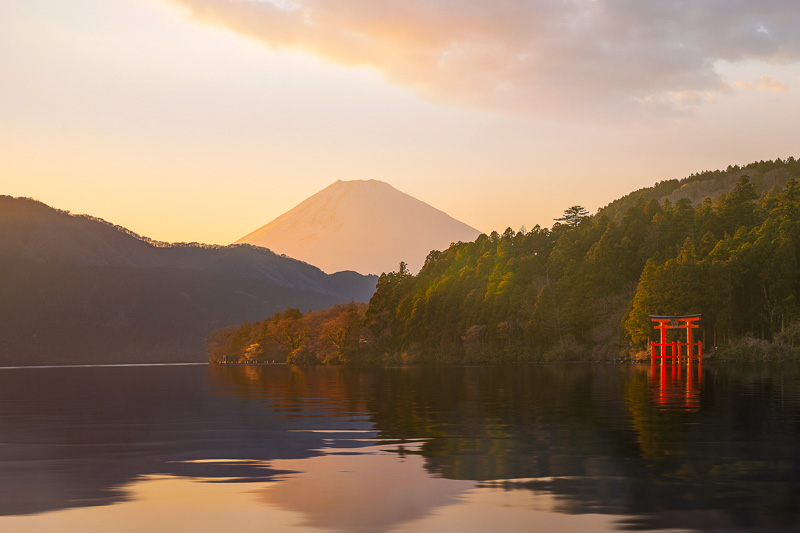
757 75 789 91
170 0 800 119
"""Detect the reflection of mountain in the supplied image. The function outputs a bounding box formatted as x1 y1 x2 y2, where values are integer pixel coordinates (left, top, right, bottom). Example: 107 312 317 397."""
0 365 362 516
4 364 800 531
226 365 800 531
258 444 471 533
209 364 800 531
0 196 377 365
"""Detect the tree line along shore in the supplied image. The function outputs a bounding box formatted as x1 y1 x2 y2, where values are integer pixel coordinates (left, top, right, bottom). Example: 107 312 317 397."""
208 158 800 365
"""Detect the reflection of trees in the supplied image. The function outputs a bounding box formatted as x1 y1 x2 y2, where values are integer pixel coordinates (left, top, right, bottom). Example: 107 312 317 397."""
209 363 800 529
209 365 373 418
365 366 635 483
358 364 800 531
622 364 800 529
10 363 799 530
213 363 800 531
626 364 704 462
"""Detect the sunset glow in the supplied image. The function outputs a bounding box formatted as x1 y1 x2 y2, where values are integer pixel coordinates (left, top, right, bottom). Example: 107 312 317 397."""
2 0 799 243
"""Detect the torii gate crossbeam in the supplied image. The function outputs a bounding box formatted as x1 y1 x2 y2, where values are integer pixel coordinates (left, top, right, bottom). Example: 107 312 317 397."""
649 314 702 364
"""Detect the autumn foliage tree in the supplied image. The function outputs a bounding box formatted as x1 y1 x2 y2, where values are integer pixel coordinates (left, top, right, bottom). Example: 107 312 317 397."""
210 158 800 364
206 302 372 365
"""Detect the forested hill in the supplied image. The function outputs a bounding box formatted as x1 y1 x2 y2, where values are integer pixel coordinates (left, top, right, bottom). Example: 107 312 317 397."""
0 195 376 300
0 196 377 366
599 158 800 222
209 158 800 364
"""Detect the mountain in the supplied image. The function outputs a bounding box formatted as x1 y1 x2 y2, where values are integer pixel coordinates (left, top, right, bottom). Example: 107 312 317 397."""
216 157 800 366
598 159 798 221
235 179 482 275
0 196 377 366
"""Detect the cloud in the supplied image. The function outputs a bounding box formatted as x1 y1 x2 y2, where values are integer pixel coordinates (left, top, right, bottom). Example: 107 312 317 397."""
170 0 800 119
736 75 790 92
758 75 790 91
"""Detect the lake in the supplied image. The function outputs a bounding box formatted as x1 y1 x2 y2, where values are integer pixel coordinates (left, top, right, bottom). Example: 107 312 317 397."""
0 363 798 532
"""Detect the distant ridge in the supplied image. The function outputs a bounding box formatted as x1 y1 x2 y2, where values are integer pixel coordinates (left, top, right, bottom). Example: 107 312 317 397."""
236 179 482 275
598 159 798 221
0 196 377 366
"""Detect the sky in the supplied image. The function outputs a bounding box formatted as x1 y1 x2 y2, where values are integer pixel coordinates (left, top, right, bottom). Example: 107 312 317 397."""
2 0 800 244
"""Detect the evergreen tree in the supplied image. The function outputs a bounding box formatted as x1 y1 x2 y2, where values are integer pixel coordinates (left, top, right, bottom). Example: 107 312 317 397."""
555 206 590 227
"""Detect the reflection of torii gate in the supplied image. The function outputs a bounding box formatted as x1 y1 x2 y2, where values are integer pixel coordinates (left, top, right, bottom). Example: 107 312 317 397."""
649 314 702 364
650 362 702 412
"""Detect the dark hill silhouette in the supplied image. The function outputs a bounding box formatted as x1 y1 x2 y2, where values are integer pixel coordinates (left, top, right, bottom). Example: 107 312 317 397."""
0 196 377 365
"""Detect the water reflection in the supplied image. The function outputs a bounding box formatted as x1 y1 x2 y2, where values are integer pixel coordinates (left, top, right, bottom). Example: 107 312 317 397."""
188 364 800 531
0 365 363 517
258 441 471 532
1 363 799 532
649 363 702 412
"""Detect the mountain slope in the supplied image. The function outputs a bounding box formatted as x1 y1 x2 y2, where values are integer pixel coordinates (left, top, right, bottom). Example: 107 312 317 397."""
216 157 800 365
235 180 482 275
0 196 377 365
598 158 800 221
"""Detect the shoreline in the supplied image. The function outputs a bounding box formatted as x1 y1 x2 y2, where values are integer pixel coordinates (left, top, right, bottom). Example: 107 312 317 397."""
0 362 208 370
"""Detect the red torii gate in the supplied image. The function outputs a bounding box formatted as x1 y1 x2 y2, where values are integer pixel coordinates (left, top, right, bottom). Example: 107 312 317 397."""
650 314 702 364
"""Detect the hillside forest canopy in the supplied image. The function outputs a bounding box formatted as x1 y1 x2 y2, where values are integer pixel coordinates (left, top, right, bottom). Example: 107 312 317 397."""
208 158 800 364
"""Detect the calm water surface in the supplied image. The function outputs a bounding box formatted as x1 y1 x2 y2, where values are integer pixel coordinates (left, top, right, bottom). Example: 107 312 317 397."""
0 363 799 532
